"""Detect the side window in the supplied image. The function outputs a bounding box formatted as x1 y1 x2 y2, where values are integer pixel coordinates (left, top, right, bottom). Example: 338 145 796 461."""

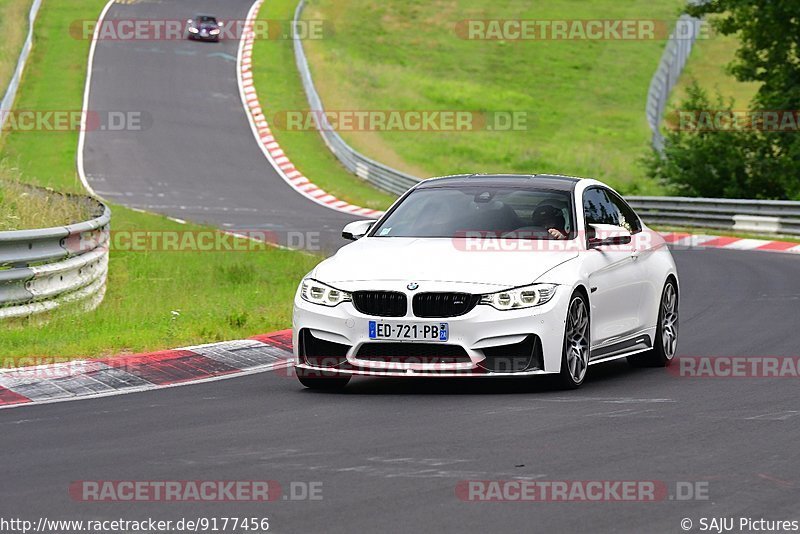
583 187 618 226
606 191 642 234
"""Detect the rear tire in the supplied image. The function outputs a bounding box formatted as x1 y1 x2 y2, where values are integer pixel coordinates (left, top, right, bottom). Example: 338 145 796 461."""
628 279 678 367
296 367 351 390
558 292 590 389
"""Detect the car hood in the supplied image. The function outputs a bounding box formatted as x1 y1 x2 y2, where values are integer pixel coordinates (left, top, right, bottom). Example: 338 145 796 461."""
313 237 578 289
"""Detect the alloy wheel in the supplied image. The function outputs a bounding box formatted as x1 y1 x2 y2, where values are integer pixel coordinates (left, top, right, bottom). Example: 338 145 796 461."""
661 283 678 360
565 296 590 383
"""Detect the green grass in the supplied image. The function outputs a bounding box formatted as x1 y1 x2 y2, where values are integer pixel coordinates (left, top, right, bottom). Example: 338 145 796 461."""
0 0 321 361
294 0 690 195
653 225 800 244
0 175 95 231
1 0 105 191
1 210 318 361
0 0 33 91
251 0 396 210
667 24 760 111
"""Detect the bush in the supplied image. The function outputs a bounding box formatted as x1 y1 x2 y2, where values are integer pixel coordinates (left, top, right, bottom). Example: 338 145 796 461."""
645 82 799 199
652 0 800 200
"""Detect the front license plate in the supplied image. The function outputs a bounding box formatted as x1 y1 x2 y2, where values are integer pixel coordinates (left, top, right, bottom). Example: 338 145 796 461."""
368 321 449 342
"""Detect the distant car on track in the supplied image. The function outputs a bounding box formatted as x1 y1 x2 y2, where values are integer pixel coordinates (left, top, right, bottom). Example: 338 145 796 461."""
293 174 679 390
186 13 222 42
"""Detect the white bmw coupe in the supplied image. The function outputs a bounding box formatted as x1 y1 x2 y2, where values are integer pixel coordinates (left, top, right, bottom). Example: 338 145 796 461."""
293 174 679 389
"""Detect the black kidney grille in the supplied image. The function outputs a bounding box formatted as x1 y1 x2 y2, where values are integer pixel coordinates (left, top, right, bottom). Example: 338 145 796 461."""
352 291 407 317
412 292 480 318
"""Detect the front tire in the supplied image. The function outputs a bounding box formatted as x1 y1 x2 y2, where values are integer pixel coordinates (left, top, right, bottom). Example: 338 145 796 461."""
296 367 351 390
558 292 590 389
628 279 678 367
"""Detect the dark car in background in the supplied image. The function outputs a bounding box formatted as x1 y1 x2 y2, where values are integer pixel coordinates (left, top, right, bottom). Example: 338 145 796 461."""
186 13 222 42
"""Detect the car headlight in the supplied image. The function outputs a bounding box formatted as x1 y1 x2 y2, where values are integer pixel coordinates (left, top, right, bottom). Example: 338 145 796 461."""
479 284 557 310
300 278 351 307
209 29 220 35
188 27 199 33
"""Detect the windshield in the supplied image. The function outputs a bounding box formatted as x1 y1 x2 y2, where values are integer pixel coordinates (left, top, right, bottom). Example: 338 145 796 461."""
197 16 218 24
372 185 575 239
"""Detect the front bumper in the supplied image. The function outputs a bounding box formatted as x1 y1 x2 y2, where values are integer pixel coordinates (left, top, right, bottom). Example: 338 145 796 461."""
188 32 219 41
292 283 570 378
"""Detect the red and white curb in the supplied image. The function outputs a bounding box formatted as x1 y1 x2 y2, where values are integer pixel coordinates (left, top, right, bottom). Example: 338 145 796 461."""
661 232 800 254
0 330 294 410
237 0 384 219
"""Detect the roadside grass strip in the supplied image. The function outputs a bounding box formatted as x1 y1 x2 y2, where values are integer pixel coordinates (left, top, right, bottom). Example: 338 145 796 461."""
0 0 322 359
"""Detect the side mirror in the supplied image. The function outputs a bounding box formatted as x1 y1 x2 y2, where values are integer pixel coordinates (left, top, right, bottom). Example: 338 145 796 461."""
187 18 193 23
587 224 632 248
342 219 377 241
218 21 224 26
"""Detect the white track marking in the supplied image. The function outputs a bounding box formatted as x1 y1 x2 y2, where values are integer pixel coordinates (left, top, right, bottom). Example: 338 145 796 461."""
235 0 383 218
76 0 117 199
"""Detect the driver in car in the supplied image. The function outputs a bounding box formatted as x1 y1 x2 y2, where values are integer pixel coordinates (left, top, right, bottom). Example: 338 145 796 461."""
531 204 568 240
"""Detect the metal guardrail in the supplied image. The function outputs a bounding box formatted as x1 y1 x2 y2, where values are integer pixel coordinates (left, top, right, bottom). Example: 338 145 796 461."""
628 197 800 237
645 14 703 152
293 0 420 196
0 0 43 137
0 192 110 320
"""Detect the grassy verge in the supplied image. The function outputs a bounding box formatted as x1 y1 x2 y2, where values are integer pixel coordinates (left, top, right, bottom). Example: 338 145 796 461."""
251 0 396 210
1 210 318 360
667 25 759 110
1 0 106 191
296 0 689 195
0 174 95 231
0 0 33 92
652 225 800 244
0 0 321 361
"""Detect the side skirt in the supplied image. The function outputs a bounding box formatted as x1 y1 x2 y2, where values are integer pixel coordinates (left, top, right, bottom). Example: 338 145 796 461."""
588 334 652 365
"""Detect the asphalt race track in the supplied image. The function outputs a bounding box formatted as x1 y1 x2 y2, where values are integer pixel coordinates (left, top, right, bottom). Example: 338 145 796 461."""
3 0 800 532
2 248 800 532
82 0 358 251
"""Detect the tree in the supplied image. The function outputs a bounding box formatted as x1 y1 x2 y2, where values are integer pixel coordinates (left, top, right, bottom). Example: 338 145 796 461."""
647 1 800 199
687 0 800 117
644 82 790 198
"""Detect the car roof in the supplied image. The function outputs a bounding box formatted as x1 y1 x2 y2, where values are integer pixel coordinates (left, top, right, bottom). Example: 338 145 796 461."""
193 13 218 18
416 173 583 192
